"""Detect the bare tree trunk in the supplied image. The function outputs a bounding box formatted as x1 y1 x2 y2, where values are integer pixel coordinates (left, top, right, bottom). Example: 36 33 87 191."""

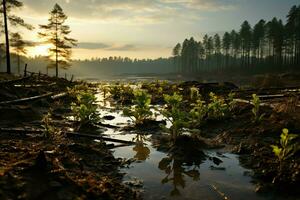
3 0 11 74
55 14 58 77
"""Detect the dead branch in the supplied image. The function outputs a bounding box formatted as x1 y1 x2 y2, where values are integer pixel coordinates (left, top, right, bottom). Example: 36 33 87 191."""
66 132 135 145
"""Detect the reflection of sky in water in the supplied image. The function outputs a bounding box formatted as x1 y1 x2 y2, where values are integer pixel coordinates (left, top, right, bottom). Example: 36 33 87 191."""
95 90 278 200
112 141 267 200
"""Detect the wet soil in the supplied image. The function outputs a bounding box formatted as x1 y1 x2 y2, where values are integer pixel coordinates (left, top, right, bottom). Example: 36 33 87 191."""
0 74 139 200
1 73 299 199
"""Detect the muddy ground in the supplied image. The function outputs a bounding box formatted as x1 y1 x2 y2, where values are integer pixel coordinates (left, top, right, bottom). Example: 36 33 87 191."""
0 73 140 200
0 72 299 199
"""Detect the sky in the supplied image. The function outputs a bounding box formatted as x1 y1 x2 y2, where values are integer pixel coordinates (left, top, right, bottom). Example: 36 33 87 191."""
12 0 300 60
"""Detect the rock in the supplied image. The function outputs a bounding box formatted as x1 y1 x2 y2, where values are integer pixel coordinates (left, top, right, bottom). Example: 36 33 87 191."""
211 157 223 165
210 166 226 170
103 115 115 120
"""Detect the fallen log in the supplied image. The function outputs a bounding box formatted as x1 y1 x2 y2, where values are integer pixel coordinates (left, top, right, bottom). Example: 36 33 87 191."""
51 92 68 100
0 128 136 145
233 85 300 94
0 92 68 105
108 144 132 149
0 127 44 134
0 92 53 105
94 122 119 129
14 82 57 88
66 132 135 145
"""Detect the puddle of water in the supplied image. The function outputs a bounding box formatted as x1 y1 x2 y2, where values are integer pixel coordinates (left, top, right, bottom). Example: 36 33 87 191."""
110 136 265 200
95 90 279 200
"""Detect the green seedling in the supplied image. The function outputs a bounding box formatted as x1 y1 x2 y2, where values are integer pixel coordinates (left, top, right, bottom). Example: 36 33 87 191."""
271 128 299 171
207 92 229 120
123 90 153 125
71 91 100 127
189 98 207 128
161 93 189 140
251 94 265 123
190 87 200 102
227 92 237 111
42 112 57 138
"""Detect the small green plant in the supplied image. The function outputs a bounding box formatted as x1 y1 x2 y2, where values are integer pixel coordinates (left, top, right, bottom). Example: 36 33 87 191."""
68 83 90 98
271 128 299 170
71 91 100 127
189 98 207 128
123 90 153 125
207 92 228 120
161 93 189 140
227 92 237 111
190 87 200 102
251 94 265 123
109 84 134 104
42 112 57 138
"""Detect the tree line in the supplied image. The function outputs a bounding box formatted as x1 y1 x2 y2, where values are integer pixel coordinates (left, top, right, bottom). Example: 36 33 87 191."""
1 0 77 77
173 5 300 75
15 55 174 78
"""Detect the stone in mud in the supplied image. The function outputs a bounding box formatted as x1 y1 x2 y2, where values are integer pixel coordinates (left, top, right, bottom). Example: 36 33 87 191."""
210 166 226 170
103 115 115 120
210 157 223 165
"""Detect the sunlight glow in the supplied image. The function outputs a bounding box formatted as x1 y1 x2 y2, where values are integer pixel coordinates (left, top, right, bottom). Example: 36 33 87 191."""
27 44 52 57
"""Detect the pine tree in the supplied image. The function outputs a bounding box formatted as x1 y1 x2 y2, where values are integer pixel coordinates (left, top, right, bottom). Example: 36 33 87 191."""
38 4 77 77
222 32 231 68
239 21 252 67
172 43 181 73
1 0 33 74
252 20 266 64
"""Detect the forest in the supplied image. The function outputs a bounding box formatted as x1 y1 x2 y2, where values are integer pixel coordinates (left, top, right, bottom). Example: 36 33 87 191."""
173 5 300 75
0 1 300 200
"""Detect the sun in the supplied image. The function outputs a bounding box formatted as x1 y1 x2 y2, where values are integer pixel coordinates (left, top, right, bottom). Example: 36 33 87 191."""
27 44 52 57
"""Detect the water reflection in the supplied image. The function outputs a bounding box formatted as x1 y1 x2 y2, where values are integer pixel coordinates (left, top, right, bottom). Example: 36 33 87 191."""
132 134 150 161
158 148 206 197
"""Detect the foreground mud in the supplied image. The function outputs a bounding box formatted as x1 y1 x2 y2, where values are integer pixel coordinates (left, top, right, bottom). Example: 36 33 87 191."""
0 73 139 200
1 73 299 199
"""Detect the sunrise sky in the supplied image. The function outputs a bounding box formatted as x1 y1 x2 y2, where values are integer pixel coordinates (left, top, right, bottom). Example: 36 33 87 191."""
12 0 300 60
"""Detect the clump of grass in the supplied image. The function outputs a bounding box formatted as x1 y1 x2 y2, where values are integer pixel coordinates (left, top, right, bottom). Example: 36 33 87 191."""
123 90 153 125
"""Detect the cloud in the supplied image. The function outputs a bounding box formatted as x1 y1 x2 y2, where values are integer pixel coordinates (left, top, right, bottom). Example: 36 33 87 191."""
21 0 237 24
76 42 110 50
107 44 138 51
75 42 139 51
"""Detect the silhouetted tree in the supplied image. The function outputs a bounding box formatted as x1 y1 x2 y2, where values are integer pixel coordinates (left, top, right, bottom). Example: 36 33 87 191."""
1 0 33 74
38 4 77 77
172 43 181 72
252 20 266 65
240 21 252 67
222 32 231 68
173 4 300 75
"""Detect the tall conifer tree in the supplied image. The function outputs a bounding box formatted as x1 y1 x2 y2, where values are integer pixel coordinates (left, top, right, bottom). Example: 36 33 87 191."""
39 4 77 77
